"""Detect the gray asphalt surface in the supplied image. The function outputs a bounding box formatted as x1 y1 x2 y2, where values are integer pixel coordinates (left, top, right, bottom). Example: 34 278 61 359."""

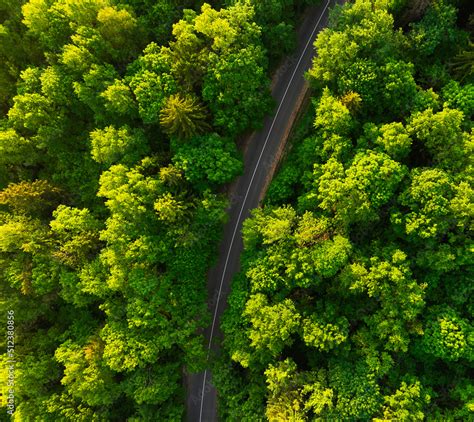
186 1 344 420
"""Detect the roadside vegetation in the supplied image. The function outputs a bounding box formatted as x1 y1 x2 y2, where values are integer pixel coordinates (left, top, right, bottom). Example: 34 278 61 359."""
217 0 473 420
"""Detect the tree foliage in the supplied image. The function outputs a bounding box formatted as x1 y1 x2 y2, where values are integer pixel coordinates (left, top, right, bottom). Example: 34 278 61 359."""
218 1 474 420
0 0 279 419
159 93 210 139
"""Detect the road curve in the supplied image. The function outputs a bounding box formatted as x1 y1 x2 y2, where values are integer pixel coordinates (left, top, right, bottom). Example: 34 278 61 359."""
186 1 343 420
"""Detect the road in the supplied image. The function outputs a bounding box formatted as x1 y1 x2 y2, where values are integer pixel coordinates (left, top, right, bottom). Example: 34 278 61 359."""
186 1 343 420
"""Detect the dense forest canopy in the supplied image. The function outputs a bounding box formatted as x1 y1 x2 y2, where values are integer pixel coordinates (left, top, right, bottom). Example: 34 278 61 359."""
0 0 322 419
0 0 472 420
217 0 473 420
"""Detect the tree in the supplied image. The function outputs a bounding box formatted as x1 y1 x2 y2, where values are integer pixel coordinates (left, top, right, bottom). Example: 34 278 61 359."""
340 248 426 353
38 66 80 121
218 1 473 419
122 361 182 406
366 122 412 161
194 2 262 51
316 151 407 225
260 206 297 246
73 63 118 122
0 214 51 294
337 59 420 119
100 316 159 372
286 234 352 287
124 0 195 43
244 293 300 356
101 79 137 117
374 379 430 422
162 10 206 91
394 168 455 241
302 316 348 351
420 307 473 362
128 44 177 124
407 107 470 171
0 0 40 113
0 129 38 168
89 125 149 166
1 0 296 420
308 0 403 89
203 45 272 136
314 88 354 160
154 192 187 223
226 0 299 64
8 93 53 133
96 5 140 61
60 42 96 75
440 80 474 117
294 212 331 247
21 0 72 52
451 41 474 82
408 0 464 61
172 133 243 190
97 163 163 246
325 360 383 419
50 205 102 268
54 338 120 407
265 358 334 421
0 180 61 217
159 93 210 139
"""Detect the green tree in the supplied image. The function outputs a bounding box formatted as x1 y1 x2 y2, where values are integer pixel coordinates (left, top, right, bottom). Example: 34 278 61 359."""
315 151 407 225
73 64 119 122
408 0 464 61
365 122 412 161
302 316 348 351
128 44 177 124
54 338 120 407
0 180 61 217
393 168 461 241
314 88 354 160
420 307 473 362
159 93 210 139
96 5 141 60
101 79 137 117
0 129 38 169
154 192 187 223
90 125 149 166
244 293 300 356
0 1 40 113
8 93 53 133
308 0 403 89
172 133 243 190
451 40 474 82
203 45 272 135
407 107 470 171
340 249 426 353
21 0 72 52
122 361 182 406
50 205 102 268
441 80 474 117
374 380 430 422
265 358 334 421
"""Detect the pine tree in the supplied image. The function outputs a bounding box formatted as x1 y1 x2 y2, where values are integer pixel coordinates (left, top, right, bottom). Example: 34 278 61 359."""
159 93 210 139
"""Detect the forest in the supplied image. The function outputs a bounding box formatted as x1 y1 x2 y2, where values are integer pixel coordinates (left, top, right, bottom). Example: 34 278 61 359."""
0 0 472 421
216 0 473 420
0 0 320 420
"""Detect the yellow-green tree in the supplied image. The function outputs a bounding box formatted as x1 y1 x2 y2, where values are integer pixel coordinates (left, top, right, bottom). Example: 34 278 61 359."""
159 93 210 139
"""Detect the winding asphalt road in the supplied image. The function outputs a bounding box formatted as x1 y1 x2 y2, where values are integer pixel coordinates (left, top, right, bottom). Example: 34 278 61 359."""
186 1 344 420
